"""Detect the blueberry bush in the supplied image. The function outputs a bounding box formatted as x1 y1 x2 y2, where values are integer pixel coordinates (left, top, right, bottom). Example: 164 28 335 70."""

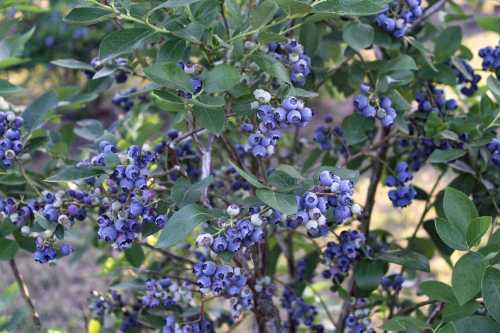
0 0 500 332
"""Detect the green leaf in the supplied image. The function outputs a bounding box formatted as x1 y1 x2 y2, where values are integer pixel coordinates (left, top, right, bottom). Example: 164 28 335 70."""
443 187 478 233
454 316 500 333
250 0 279 29
144 63 193 92
435 27 462 62
429 149 465 163
442 301 481 322
45 166 105 182
376 249 430 272
275 0 312 15
256 189 297 215
100 28 152 60
313 0 392 16
204 64 240 93
318 166 360 183
50 59 94 71
192 106 225 133
74 119 105 141
482 267 500 324
380 55 418 74
172 176 214 206
162 0 203 7
23 91 58 132
476 16 500 34
487 76 500 98
0 238 19 260
467 216 491 247
0 79 23 94
342 22 374 50
452 252 487 305
419 280 457 303
64 7 114 25
156 204 211 248
228 161 267 189
341 113 374 145
253 52 291 84
124 243 145 268
437 323 457 333
435 217 469 251
381 316 430 332
354 259 387 293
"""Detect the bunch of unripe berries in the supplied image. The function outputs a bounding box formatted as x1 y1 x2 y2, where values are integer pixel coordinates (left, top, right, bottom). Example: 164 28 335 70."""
245 90 313 158
267 39 311 86
375 0 423 38
354 84 396 127
385 161 416 208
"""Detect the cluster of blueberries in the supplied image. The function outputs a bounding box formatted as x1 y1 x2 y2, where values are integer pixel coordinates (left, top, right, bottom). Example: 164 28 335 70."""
375 0 423 38
40 189 91 225
281 287 324 332
245 91 313 158
354 84 396 127
267 39 311 86
290 170 361 237
77 142 168 249
479 43 500 71
487 138 500 167
196 208 265 254
345 298 376 333
1 188 92 263
322 230 367 285
88 290 145 333
177 61 203 98
192 258 253 319
401 136 460 171
449 59 481 96
313 115 335 151
416 85 458 114
385 161 416 208
0 111 24 167
162 315 214 333
112 87 146 112
33 238 73 264
141 277 193 308
381 273 405 292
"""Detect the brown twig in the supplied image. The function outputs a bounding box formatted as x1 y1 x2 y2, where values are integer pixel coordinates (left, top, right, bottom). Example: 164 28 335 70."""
9 259 41 329
141 242 195 265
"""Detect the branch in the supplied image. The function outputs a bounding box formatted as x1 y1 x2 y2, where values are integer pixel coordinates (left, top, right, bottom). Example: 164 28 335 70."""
410 0 447 30
9 259 41 329
141 243 195 265
219 0 231 38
